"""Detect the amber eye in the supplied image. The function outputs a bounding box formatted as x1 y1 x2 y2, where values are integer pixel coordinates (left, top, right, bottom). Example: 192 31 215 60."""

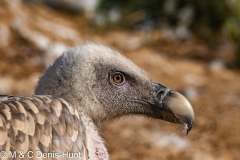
112 72 125 85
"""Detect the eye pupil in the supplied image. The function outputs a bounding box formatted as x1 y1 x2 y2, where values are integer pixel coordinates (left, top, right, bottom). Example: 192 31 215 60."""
112 73 125 85
114 75 122 82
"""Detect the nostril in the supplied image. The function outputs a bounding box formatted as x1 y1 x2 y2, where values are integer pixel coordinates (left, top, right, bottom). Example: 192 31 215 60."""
155 89 165 98
152 82 172 104
154 89 171 105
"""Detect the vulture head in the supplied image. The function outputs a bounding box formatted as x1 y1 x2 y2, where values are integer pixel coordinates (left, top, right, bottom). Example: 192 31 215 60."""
36 43 194 134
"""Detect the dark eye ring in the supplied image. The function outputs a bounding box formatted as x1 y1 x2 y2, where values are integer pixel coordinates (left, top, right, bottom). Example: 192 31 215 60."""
111 72 125 85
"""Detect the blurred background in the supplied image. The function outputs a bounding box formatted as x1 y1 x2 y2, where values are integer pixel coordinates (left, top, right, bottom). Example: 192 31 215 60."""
0 0 240 159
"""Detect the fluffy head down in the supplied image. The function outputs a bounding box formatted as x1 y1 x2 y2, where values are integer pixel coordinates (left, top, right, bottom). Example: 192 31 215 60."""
35 43 151 128
36 42 194 133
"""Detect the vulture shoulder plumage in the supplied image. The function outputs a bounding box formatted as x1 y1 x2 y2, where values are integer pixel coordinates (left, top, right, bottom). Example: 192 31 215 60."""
0 43 194 160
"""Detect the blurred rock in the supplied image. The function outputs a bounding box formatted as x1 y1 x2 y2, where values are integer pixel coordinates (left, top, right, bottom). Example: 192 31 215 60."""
25 0 100 18
92 7 121 27
175 6 193 40
208 59 226 72
175 25 191 40
103 31 145 51
36 16 82 41
93 13 107 27
77 0 99 17
152 132 189 149
126 36 142 51
1 0 83 68
139 20 156 33
162 25 192 41
183 74 204 86
108 7 121 24
181 86 199 101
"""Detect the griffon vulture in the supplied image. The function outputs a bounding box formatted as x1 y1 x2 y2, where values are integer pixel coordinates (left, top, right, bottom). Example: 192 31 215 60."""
0 43 194 160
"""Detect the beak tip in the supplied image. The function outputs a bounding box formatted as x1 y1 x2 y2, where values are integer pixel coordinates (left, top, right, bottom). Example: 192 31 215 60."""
186 120 193 135
164 91 195 134
152 83 194 135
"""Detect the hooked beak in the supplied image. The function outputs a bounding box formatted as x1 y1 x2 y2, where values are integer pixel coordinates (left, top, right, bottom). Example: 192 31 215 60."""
152 82 194 135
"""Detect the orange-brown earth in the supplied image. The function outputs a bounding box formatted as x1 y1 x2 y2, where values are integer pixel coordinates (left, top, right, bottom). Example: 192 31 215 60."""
0 1 239 160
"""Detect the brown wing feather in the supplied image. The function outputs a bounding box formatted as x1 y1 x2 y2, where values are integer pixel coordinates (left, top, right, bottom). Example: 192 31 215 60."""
0 95 86 160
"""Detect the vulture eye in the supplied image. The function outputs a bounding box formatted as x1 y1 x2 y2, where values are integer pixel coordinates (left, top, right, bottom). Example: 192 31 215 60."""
111 72 125 85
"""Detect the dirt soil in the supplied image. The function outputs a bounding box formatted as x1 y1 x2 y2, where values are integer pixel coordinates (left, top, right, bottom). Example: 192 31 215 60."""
0 1 240 160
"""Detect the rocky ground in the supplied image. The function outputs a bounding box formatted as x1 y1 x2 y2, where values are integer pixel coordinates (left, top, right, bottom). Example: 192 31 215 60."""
0 1 240 160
